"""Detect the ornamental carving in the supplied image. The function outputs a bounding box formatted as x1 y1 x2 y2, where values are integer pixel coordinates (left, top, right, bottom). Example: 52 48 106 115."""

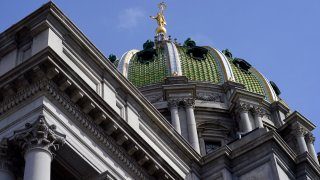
13 115 66 154
196 92 224 103
182 98 195 107
294 127 306 137
252 106 265 117
305 133 315 144
167 99 179 108
237 102 251 112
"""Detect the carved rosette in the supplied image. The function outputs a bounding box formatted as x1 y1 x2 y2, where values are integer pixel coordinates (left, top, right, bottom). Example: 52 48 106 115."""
13 115 66 155
182 98 195 108
167 99 179 108
305 133 315 144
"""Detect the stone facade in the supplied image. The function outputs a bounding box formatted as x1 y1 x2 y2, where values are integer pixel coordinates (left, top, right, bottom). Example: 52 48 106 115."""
0 2 319 180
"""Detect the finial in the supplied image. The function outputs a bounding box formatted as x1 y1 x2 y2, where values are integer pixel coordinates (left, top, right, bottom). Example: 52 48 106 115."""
150 2 167 35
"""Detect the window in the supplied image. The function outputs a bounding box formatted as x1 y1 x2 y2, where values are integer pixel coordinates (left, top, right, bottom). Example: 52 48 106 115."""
205 141 221 154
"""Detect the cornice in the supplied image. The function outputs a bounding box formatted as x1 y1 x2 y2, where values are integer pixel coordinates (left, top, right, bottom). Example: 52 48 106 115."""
279 111 316 132
0 60 184 179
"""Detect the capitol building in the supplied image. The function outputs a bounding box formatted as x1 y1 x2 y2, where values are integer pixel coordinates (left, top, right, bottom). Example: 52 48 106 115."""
0 2 319 180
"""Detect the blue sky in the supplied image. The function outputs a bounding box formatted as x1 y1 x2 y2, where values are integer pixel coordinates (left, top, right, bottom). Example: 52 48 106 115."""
1 1 320 151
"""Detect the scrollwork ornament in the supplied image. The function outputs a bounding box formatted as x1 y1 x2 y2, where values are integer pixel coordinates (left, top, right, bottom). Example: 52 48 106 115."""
13 115 66 155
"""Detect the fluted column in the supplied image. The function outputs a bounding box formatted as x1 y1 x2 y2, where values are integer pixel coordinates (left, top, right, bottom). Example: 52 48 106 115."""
168 100 181 134
14 115 66 180
0 139 15 180
294 127 308 154
184 99 200 153
237 103 252 133
253 106 264 128
305 133 319 164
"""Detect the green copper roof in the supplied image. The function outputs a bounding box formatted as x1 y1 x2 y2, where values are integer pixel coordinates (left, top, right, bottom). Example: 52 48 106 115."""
229 58 266 96
127 48 168 87
177 46 222 83
120 41 278 102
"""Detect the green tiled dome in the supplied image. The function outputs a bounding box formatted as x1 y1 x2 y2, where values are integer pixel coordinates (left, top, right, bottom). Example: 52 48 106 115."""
177 46 221 83
229 58 265 96
127 48 168 87
118 41 279 102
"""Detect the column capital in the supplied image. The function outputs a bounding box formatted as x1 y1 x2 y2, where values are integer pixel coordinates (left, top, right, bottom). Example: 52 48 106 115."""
167 99 179 108
182 98 195 108
305 133 315 144
236 102 251 113
252 106 265 117
294 127 307 137
13 115 66 155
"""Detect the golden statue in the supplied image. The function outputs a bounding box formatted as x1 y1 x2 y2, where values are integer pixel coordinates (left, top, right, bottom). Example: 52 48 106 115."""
150 2 167 34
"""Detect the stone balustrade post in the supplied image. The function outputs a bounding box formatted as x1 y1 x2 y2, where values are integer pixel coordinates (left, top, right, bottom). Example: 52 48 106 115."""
305 133 319 164
168 100 181 134
183 99 200 153
14 115 66 180
0 139 15 180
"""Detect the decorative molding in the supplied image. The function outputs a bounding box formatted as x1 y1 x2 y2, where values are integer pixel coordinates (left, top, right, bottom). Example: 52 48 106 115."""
0 79 151 179
196 92 224 103
13 114 66 155
43 80 151 179
146 95 163 103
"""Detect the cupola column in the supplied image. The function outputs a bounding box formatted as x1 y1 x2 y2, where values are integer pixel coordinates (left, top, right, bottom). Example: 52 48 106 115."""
168 100 181 134
14 115 66 180
253 106 264 128
0 139 15 180
237 103 252 133
294 127 308 154
305 133 319 164
184 99 200 153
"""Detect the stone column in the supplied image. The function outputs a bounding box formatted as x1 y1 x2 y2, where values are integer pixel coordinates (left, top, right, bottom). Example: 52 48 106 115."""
168 100 181 134
184 99 200 153
253 106 264 128
0 139 15 180
237 103 252 133
295 127 308 154
305 133 319 164
14 115 66 180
